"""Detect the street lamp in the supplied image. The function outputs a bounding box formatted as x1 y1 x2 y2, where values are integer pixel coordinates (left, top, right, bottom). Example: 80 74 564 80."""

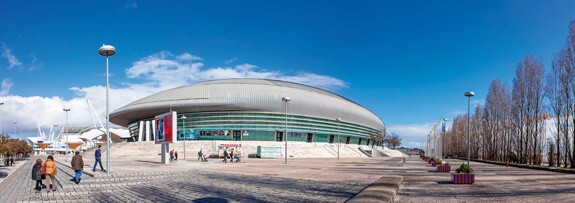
180 115 187 160
464 91 474 166
63 108 70 161
282 96 291 164
0 102 4 136
12 121 17 137
99 44 115 173
336 118 342 159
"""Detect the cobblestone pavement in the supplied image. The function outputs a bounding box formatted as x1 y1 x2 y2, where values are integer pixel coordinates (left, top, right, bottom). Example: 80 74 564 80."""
396 157 575 202
8 155 575 202
0 156 366 203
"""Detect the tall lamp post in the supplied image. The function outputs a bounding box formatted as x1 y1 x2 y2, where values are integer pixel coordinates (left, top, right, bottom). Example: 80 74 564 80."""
0 102 3 136
99 44 115 173
12 121 17 137
282 96 291 164
180 115 187 160
63 108 70 161
464 91 474 165
336 118 342 159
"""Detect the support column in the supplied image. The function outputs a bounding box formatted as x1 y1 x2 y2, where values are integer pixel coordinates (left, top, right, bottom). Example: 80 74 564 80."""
138 121 144 141
145 121 151 141
161 143 170 164
151 121 156 141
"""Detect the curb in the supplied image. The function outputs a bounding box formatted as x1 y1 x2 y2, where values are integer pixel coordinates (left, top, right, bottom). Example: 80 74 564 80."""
346 176 402 203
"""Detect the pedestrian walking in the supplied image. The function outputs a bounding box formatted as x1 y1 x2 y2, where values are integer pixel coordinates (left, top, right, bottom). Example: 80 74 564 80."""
198 148 204 162
230 148 235 163
175 151 178 161
44 155 57 192
10 156 14 166
71 151 84 184
222 148 228 163
31 158 43 193
170 149 175 161
93 145 105 172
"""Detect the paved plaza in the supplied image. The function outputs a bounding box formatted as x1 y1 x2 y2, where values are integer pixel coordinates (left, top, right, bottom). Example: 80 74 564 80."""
1 155 575 202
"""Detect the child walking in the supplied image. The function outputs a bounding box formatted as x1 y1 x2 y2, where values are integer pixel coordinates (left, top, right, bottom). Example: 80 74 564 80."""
31 158 43 193
44 155 57 192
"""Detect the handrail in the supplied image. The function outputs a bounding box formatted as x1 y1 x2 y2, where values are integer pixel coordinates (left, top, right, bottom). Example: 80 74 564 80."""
323 144 337 156
344 145 362 157
357 147 373 157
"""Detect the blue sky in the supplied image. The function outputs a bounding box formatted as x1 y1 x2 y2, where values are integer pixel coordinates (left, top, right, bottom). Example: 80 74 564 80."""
1 1 574 147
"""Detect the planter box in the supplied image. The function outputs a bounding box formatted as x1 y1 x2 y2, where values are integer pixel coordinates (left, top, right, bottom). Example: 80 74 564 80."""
452 173 474 184
437 165 450 172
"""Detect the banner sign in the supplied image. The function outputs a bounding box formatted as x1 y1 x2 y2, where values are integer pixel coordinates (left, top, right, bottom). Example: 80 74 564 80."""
155 111 176 144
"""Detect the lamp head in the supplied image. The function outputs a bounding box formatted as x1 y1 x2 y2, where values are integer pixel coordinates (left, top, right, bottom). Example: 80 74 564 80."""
464 91 475 97
63 108 70 112
336 118 342 122
0 102 4 105
99 44 116 56
181 115 187 119
282 97 291 102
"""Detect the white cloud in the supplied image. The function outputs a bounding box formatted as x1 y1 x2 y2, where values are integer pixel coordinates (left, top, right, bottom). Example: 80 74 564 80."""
125 51 347 90
176 53 202 61
0 51 347 138
0 78 13 96
387 123 436 148
1 44 22 69
28 54 43 71
225 58 238 65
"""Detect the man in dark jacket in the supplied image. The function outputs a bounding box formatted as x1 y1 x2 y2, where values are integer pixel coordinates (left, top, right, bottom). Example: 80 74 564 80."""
222 148 228 163
93 145 105 172
71 151 84 184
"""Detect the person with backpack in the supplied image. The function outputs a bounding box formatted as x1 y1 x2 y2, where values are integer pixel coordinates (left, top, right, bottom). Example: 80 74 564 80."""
31 158 43 193
44 155 57 192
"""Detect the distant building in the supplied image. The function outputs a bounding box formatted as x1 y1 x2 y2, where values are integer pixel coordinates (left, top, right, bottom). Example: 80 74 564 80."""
110 78 385 145
27 126 129 154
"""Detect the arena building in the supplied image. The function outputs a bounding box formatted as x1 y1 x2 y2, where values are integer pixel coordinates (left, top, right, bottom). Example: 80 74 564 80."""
110 79 385 146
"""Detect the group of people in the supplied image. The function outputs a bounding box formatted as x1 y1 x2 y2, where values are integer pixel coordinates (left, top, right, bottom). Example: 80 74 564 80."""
170 149 179 161
3 156 15 166
222 147 240 163
30 145 107 193
30 155 58 193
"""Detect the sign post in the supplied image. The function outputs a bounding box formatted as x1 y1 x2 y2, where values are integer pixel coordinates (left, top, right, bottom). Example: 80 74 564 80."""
155 111 176 164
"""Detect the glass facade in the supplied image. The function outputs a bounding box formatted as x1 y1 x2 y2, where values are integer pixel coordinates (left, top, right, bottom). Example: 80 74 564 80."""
129 111 384 146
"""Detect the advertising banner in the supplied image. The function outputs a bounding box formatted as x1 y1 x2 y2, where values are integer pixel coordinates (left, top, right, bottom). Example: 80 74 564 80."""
155 111 176 144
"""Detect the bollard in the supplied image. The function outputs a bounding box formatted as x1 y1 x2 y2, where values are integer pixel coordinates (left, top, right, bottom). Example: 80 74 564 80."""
506 160 508 167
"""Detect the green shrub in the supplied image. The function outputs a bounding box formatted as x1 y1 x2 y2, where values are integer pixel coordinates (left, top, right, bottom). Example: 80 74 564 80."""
455 163 473 173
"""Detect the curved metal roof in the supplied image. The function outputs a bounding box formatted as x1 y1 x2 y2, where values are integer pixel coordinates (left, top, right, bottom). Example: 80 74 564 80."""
110 78 385 132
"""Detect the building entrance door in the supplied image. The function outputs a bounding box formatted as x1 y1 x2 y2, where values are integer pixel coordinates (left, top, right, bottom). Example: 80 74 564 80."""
276 131 284 141
233 130 242 141
346 136 350 144
329 135 335 143
306 133 313 142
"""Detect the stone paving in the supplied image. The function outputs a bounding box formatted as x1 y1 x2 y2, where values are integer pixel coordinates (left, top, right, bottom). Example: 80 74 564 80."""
3 154 575 202
396 157 575 202
0 155 371 203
